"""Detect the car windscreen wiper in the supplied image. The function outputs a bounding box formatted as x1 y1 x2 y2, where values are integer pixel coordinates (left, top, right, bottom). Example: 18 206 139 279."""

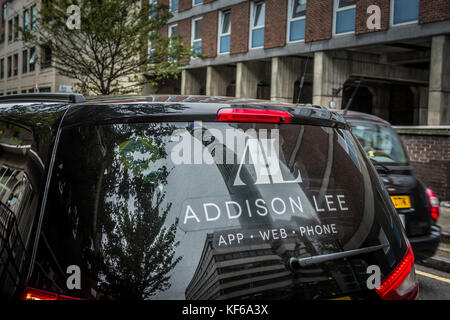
369 158 391 173
289 243 389 270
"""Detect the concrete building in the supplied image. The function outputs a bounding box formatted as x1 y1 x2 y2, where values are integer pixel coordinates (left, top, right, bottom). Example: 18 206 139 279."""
157 0 450 126
0 0 76 95
184 232 369 299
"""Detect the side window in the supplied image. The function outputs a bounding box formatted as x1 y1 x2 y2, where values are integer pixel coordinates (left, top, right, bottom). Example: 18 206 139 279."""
0 123 41 298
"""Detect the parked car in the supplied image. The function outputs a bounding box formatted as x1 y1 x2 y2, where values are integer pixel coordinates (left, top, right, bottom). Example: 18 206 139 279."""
338 110 441 261
0 95 418 300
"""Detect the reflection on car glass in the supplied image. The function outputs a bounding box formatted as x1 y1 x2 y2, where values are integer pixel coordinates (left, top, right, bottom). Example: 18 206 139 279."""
39 121 401 300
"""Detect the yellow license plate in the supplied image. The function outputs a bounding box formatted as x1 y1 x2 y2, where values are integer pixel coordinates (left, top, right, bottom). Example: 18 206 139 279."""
390 195 411 209
329 296 351 300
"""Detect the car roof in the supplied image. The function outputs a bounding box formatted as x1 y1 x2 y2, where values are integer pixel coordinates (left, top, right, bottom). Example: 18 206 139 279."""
333 109 392 126
65 95 347 127
0 95 348 132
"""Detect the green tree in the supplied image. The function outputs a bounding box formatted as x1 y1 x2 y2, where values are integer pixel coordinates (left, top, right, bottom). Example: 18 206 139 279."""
22 0 195 95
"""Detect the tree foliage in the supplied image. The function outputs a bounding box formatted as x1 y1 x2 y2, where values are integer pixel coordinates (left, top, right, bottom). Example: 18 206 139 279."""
22 0 195 95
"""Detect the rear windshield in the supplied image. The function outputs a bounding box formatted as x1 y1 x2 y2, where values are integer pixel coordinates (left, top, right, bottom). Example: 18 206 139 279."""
349 122 409 165
33 121 406 300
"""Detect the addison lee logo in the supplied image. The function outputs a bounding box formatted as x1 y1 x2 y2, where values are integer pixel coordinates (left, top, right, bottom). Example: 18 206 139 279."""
170 122 302 186
233 135 302 186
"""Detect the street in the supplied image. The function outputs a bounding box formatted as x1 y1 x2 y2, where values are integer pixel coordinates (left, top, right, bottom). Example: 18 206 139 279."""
416 264 450 300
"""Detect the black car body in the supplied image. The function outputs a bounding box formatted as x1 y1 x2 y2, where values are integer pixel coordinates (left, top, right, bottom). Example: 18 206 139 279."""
0 95 418 300
339 111 441 261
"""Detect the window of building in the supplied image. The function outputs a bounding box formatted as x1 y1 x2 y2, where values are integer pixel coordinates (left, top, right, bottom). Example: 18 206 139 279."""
7 56 11 77
170 0 178 12
169 24 178 61
218 10 231 54
21 89 27 93
39 87 51 93
29 47 36 72
31 5 37 29
191 17 202 55
148 0 157 19
40 44 52 69
14 16 19 41
13 54 18 76
287 0 306 42
7 20 12 42
250 1 265 49
0 58 4 79
22 50 28 74
391 0 419 25
2 3 6 24
147 39 154 58
333 0 356 35
193 0 202 6
169 24 178 39
23 9 30 33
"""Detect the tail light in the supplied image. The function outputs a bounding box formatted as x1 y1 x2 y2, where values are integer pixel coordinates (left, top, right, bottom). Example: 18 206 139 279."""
216 108 292 123
22 287 83 300
426 188 440 221
376 244 418 300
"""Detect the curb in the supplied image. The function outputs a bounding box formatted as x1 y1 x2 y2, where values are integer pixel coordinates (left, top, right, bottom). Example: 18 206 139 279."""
417 256 450 273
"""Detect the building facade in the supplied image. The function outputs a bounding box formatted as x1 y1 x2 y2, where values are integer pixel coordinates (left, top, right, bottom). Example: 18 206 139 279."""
0 0 76 95
158 0 450 126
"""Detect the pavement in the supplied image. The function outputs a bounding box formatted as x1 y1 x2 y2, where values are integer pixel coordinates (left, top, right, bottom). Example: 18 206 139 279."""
416 204 450 273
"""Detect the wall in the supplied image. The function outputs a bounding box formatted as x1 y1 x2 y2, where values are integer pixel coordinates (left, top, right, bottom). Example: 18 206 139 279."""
420 0 450 24
396 128 450 201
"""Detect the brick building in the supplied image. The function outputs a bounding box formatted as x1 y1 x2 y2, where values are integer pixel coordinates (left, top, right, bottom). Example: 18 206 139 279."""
153 0 450 127
151 0 450 200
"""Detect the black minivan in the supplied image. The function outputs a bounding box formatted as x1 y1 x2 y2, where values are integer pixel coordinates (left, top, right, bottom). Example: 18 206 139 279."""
0 95 418 300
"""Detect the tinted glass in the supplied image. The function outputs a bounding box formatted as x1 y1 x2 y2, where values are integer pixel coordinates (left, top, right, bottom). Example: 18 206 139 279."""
350 122 409 165
33 121 407 300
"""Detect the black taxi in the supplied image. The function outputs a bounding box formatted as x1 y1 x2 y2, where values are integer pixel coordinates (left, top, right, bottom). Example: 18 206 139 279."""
339 110 441 261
